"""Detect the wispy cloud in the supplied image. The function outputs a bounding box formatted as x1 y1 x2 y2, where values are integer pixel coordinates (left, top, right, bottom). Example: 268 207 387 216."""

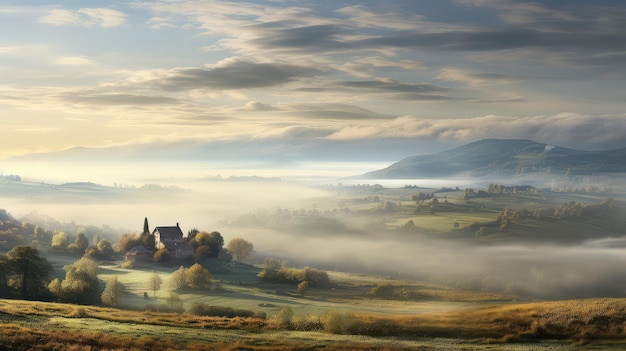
128 58 325 91
327 113 626 150
55 56 95 65
40 8 126 27
437 67 521 87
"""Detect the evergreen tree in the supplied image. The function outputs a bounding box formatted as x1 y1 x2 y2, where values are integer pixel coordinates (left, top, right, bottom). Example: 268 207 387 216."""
143 217 150 235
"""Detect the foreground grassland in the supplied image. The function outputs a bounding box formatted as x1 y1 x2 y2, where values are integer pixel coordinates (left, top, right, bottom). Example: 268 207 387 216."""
3 298 626 350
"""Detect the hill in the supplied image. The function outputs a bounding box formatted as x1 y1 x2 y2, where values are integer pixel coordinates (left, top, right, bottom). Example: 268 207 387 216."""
363 138 626 178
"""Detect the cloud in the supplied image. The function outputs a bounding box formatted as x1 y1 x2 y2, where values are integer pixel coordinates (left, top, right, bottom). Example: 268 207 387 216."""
55 56 95 65
252 125 334 139
239 101 279 112
246 23 351 52
326 113 626 150
360 29 626 53
58 92 180 106
146 16 177 29
133 58 325 91
295 78 453 101
40 8 126 28
337 4 479 32
333 56 424 77
287 103 394 120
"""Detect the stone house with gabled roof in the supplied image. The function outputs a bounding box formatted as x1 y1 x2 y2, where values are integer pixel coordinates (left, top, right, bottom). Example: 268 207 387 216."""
125 245 152 264
152 223 194 260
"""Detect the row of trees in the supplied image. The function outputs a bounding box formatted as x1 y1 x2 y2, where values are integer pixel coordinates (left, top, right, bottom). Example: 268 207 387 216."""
0 242 220 305
257 258 329 294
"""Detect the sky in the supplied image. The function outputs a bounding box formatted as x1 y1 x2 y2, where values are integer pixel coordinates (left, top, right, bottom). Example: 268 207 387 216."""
1 0 626 161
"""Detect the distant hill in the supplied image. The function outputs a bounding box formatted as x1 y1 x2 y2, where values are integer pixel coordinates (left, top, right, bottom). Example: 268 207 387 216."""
363 139 626 178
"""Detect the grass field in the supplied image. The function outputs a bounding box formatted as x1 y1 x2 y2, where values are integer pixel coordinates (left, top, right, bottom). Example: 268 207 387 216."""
4 297 626 350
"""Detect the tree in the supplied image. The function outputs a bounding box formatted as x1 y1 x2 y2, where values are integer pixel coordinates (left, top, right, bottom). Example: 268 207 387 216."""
6 246 53 298
165 292 183 312
154 248 169 262
169 264 212 290
101 276 125 306
51 232 68 250
143 217 150 236
169 266 187 290
70 233 90 254
47 278 62 301
141 231 156 251
148 273 162 299
118 233 141 253
0 254 11 295
96 239 113 256
187 228 199 240
297 281 309 297
218 248 233 262
272 306 294 329
227 238 254 262
33 225 47 240
257 257 282 281
185 263 212 289
192 231 224 257
50 257 100 304
194 245 211 260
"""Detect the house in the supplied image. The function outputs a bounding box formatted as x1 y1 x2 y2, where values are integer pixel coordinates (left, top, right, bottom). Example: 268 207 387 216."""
153 223 194 260
125 245 152 264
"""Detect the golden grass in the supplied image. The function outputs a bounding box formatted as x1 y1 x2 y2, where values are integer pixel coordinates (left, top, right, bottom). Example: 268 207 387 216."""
368 298 626 343
3 298 626 349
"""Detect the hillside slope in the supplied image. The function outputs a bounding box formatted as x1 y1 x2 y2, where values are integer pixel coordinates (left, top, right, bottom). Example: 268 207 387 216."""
364 139 626 178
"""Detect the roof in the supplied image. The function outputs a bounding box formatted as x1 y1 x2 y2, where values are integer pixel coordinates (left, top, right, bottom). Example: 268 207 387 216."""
153 226 184 240
127 245 152 257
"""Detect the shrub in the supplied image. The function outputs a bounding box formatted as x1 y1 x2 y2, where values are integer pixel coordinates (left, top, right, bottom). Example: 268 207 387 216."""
188 303 261 318
258 259 329 287
271 306 294 329
370 283 395 297
297 281 309 296
101 276 126 306
170 264 213 291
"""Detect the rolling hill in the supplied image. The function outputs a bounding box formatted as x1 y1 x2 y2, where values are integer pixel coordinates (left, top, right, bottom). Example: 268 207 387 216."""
363 138 626 178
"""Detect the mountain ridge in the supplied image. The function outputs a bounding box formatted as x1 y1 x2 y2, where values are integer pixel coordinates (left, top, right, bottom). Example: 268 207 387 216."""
363 138 626 178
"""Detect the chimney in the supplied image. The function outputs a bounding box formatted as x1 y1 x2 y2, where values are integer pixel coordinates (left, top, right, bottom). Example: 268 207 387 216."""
176 222 179 228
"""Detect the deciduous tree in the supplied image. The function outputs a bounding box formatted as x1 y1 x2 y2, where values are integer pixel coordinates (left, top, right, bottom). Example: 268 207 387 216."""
227 238 254 262
148 273 162 298
51 232 68 250
6 245 52 298
185 263 212 289
49 257 99 304
101 276 125 306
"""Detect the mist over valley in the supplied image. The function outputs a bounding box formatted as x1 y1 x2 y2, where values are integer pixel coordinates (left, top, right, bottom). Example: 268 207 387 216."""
2 139 625 302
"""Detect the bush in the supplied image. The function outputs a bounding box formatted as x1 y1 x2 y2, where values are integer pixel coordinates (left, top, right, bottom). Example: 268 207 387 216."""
188 303 262 318
370 283 395 297
297 281 309 296
101 276 126 306
170 264 213 291
321 311 364 334
154 248 169 262
271 306 294 329
257 259 329 287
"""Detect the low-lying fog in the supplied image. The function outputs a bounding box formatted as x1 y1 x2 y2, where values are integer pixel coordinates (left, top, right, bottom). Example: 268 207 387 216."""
2 160 626 300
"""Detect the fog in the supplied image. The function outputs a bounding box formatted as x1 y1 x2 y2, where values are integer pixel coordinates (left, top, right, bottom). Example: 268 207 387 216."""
223 225 626 300
2 160 626 300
